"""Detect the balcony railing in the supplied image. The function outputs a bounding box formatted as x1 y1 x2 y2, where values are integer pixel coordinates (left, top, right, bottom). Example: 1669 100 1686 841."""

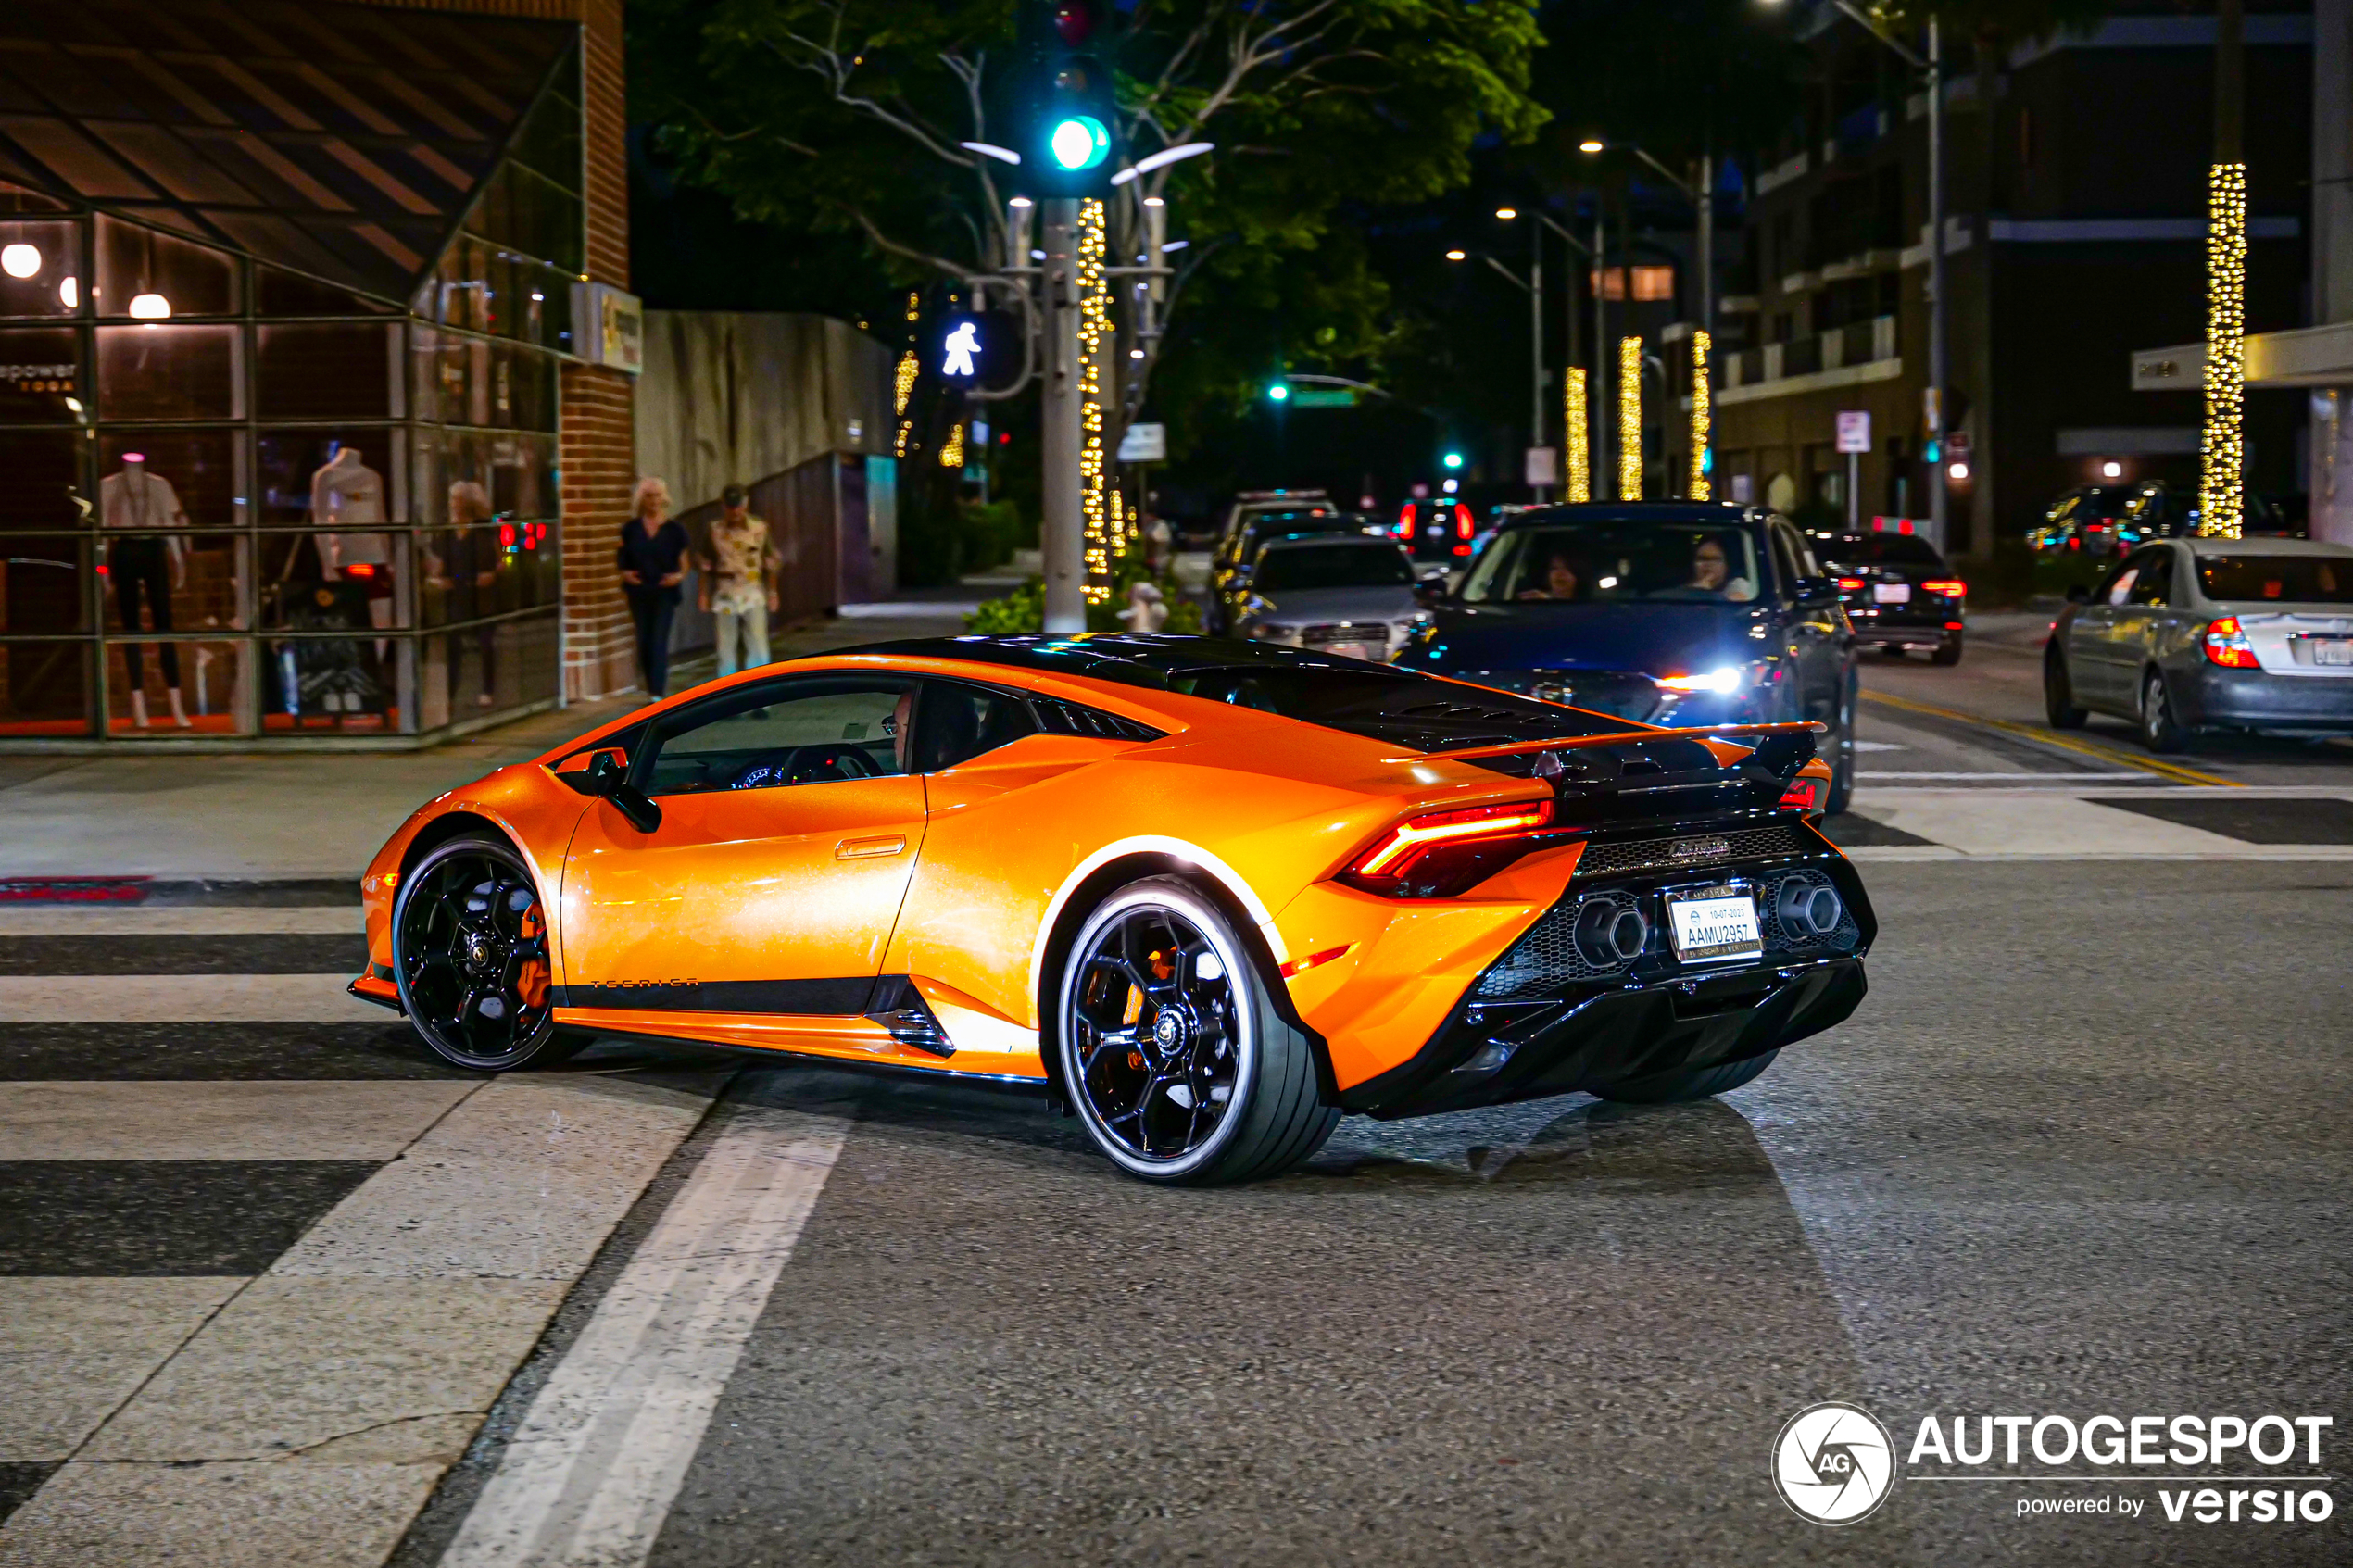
1711 315 1897 396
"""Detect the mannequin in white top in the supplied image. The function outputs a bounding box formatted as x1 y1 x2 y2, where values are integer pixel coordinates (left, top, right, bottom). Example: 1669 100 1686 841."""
310 446 392 684
99 454 191 728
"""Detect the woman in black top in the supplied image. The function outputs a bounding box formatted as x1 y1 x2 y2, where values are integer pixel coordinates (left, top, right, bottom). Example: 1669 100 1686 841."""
618 477 690 696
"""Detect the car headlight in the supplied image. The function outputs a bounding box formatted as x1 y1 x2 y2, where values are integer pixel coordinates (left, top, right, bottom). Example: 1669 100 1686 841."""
1657 665 1747 696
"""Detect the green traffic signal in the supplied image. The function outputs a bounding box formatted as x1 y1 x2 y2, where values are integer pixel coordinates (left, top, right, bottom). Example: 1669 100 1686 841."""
1442 451 1465 470
1049 116 1111 171
1266 381 1290 403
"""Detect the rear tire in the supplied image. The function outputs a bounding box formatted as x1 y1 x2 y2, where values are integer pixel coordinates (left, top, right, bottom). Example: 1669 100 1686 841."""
1823 669 1857 816
1058 877 1338 1185
2140 669 2189 754
2044 647 2089 729
1931 633 1964 667
1592 1049 1779 1105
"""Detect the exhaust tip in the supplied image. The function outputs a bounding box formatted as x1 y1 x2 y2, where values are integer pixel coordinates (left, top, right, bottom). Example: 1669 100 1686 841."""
1778 881 1843 937
1574 897 1650 965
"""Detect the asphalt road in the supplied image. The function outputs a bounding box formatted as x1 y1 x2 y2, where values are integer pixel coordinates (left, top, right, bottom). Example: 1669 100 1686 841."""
6 610 2351 1567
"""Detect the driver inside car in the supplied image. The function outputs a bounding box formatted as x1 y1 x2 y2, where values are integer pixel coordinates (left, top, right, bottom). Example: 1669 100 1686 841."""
1687 537 1757 603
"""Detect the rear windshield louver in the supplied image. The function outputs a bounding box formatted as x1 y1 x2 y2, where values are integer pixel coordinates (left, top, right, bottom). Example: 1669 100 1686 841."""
1034 700 1165 742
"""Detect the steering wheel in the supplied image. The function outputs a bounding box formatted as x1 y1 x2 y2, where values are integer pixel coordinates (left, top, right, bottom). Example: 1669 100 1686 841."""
730 745 879 789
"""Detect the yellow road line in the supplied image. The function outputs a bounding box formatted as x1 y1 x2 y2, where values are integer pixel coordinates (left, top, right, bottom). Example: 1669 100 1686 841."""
1860 689 2243 788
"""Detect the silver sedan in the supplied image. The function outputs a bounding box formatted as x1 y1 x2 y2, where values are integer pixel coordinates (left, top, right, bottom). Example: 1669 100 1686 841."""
1232 534 1435 662
2044 536 2353 751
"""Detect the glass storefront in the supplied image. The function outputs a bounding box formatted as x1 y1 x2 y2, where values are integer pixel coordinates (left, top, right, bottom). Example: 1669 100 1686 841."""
0 1 584 743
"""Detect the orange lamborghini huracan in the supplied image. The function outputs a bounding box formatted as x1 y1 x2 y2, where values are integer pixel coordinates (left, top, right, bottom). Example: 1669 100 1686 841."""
352 635 1873 1185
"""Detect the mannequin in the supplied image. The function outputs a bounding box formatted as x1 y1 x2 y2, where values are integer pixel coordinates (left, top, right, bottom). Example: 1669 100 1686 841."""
99 453 191 728
309 445 390 710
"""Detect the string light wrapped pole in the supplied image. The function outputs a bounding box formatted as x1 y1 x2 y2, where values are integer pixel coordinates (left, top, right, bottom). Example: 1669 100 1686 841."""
1688 330 1712 499
1077 197 1113 602
2200 162 2246 538
1618 334 1643 499
1563 367 1591 503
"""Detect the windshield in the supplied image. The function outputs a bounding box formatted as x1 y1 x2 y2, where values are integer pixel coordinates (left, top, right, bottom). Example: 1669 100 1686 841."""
1460 522 1768 604
2198 554 2353 604
1820 533 1942 567
1253 542 1415 592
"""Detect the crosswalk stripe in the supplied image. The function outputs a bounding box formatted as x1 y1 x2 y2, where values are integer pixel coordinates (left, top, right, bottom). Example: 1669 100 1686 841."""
0 909 363 935
0 1082 477 1162
0 973 384 1023
438 1107 847 1568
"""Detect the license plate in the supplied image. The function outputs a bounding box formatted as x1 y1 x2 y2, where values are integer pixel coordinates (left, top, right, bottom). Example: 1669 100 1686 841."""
2311 638 2353 667
1323 641 1384 663
1873 583 1911 605
1665 886 1764 963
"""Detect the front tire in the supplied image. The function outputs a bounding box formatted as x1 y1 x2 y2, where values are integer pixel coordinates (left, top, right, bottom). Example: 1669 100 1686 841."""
1592 1048 1779 1105
2140 668 2189 753
393 834 583 1072
2045 646 2089 729
1058 877 1337 1185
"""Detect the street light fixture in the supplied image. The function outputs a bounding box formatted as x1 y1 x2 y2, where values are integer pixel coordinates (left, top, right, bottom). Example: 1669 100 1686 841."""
1495 207 1518 220
1444 248 1467 261
1577 138 1604 155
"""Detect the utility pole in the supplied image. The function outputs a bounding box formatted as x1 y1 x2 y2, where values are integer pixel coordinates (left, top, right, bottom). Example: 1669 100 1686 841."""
1530 225 1546 500
1927 16 1948 555
1039 198 1085 632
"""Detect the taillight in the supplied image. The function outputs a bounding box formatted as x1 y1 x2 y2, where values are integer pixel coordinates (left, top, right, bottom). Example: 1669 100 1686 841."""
2202 615 2259 668
1395 505 1413 537
1921 579 1966 596
1778 776 1824 813
1339 798 1554 898
1454 505 1473 539
1837 577 1865 591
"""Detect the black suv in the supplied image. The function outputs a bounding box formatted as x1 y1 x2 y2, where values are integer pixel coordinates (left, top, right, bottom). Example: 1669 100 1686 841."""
1815 531 1968 664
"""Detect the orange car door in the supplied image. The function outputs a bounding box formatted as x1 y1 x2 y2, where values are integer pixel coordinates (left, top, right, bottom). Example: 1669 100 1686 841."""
559 675 926 1013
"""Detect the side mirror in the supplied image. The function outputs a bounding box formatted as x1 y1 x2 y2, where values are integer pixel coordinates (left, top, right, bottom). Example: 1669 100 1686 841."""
2065 583 2092 605
554 747 661 832
1794 576 1842 608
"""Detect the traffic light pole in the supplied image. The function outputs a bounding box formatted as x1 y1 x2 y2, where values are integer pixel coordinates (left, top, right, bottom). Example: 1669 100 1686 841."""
1039 196 1087 633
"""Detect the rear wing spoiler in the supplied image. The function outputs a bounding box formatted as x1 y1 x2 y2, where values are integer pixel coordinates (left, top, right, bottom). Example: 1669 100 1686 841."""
1401 721 1829 823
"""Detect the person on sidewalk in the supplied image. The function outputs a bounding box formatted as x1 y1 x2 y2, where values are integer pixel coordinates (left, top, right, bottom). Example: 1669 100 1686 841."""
698 484 781 677
618 477 689 697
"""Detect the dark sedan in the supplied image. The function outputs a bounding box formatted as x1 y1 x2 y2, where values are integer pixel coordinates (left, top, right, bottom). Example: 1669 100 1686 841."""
1815 530 1967 663
2045 537 2353 751
1396 503 1859 812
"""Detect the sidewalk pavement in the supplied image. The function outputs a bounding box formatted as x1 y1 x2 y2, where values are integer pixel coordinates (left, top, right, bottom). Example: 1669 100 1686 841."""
0 600 972 884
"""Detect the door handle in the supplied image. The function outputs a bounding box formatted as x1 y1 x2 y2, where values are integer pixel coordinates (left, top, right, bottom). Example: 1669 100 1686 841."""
836 834 908 860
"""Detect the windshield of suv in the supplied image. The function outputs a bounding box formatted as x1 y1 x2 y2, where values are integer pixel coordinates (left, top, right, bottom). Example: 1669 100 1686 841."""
1820 533 1943 567
2198 554 2353 603
1460 522 1768 604
1252 541 1415 592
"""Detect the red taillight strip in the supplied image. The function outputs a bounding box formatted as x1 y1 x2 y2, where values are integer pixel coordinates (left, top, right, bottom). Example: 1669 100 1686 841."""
1350 798 1554 876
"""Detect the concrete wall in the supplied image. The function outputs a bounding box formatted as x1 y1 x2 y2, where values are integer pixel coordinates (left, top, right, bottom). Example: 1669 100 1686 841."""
635 311 897 595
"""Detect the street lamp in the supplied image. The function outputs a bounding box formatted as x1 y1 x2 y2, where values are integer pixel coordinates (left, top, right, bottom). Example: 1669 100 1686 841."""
1476 209 1599 501
1761 0 1948 552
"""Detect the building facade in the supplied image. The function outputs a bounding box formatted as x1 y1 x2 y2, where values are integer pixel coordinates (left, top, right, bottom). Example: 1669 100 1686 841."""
0 0 637 746
1693 1 2313 558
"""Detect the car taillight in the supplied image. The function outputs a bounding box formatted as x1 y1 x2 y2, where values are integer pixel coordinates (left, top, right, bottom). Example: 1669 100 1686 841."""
1778 776 1823 813
1394 506 1414 538
1339 798 1554 898
2202 615 2260 668
1837 577 1865 591
1455 505 1473 539
1921 579 1966 596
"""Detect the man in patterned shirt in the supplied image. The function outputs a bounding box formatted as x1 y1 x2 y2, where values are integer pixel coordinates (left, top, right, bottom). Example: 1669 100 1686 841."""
698 483 781 676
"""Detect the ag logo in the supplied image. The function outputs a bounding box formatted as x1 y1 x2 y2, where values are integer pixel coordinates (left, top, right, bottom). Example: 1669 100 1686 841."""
1772 1401 1894 1524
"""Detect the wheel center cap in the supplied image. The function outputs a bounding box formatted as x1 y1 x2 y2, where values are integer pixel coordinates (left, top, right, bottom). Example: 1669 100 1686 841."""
467 935 495 969
1151 1010 1188 1055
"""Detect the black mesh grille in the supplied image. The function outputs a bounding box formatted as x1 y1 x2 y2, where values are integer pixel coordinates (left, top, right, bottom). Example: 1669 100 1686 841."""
1475 888 1642 997
1573 822 1812 877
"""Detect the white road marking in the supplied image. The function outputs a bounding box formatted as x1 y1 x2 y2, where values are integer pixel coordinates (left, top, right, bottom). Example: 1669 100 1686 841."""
0 1081 475 1162
0 973 384 1022
1861 771 2155 781
1850 740 1909 753
0 907 362 935
438 1107 849 1568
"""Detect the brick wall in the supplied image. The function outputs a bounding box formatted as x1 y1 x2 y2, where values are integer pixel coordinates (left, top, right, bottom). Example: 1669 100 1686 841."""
363 0 639 700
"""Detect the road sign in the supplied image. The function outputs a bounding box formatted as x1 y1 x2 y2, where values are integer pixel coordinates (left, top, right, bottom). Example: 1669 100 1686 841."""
1524 446 1559 486
1117 422 1165 462
1289 387 1356 408
1836 410 1872 455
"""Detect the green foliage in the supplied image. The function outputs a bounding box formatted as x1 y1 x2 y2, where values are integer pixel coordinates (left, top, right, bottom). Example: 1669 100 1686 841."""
960 554 1202 634
900 491 1033 588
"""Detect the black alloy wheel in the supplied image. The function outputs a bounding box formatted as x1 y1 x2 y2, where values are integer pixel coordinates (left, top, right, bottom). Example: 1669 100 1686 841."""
1060 878 1336 1185
393 834 579 1071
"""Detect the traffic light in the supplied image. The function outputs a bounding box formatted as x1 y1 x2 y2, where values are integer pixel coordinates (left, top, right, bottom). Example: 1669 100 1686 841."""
1442 450 1465 470
1265 380 1290 403
1019 2 1119 196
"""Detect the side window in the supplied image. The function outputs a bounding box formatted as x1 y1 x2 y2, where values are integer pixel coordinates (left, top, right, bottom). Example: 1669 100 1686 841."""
1768 525 1805 598
2127 549 2173 606
642 679 914 795
2099 562 2141 607
912 682 1037 771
